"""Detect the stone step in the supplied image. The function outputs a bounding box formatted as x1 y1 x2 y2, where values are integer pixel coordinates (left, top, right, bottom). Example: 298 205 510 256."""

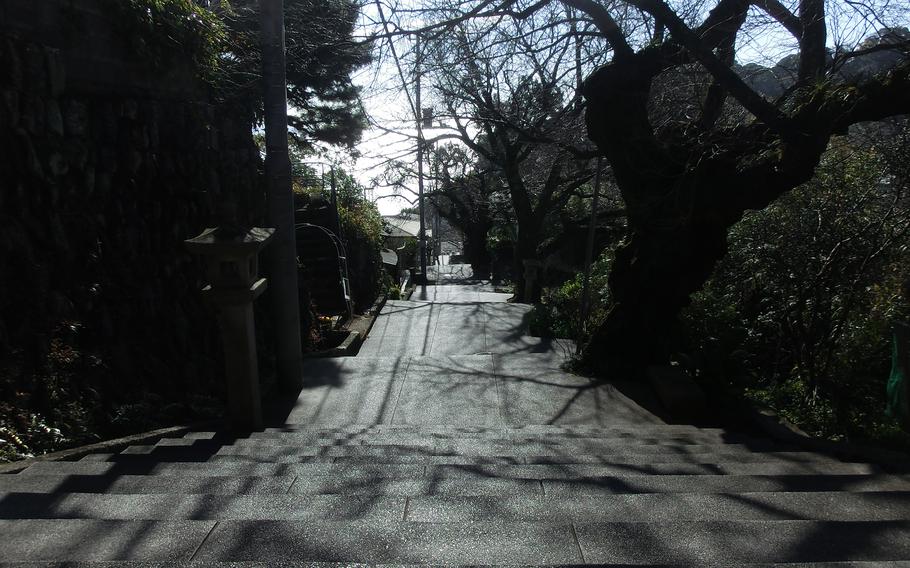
0 474 297 495
0 492 405 522
7 472 908 497
331 453 842 466
234 450 839 465
5 518 909 563
142 438 792 457
402 491 910 523
3 491 910 524
219 430 778 447
108 444 841 466
286 472 910 496
0 519 214 562
261 424 721 436
541 473 910 495
0 560 909 568
16 459 883 478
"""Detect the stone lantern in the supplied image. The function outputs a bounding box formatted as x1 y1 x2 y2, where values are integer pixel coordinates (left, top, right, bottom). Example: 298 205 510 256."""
185 225 275 430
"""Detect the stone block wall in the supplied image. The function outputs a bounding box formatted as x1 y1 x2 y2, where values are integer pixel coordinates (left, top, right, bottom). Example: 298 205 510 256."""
0 0 265 434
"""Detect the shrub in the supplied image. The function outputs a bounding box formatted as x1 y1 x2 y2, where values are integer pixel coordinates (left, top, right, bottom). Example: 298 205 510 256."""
338 200 385 312
682 140 910 444
530 249 614 342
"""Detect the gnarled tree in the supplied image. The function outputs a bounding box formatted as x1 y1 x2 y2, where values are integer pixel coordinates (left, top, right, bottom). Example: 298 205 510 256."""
562 0 910 376
431 145 501 277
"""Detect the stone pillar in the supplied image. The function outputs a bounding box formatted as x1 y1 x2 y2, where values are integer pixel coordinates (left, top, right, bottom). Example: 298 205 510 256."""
185 226 274 431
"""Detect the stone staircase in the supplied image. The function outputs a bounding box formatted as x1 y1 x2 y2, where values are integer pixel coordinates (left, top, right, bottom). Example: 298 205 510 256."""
3 420 910 563
3 272 910 564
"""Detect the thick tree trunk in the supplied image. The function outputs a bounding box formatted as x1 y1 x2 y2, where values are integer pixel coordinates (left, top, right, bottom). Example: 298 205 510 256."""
512 222 542 303
463 225 492 279
581 214 729 377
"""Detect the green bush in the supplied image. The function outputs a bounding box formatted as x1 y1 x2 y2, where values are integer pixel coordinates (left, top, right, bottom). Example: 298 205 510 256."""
530 250 614 341
682 141 910 445
338 200 385 312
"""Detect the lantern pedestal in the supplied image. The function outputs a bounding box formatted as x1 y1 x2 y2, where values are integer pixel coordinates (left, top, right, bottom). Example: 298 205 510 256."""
186 227 275 431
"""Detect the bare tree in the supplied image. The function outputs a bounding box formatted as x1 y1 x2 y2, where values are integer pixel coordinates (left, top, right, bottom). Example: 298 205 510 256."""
377 0 910 376
432 144 507 278
421 14 600 299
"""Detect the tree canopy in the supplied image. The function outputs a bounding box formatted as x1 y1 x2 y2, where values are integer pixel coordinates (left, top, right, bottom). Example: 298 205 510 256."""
219 0 372 148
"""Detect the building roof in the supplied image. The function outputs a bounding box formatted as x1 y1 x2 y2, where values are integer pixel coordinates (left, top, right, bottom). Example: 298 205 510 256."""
383 214 431 239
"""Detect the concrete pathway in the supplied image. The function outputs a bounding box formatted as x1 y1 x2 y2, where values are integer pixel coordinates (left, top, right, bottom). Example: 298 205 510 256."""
285 265 660 427
5 264 910 564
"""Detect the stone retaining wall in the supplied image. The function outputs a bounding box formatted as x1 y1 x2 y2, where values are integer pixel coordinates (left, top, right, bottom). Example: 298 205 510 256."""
0 0 265 434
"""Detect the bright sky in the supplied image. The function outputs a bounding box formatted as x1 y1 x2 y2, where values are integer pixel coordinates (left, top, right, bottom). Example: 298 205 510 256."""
350 63 418 216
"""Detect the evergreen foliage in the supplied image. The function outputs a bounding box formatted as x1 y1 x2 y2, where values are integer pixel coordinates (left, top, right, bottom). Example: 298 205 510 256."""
682 140 910 445
218 0 371 148
108 0 227 81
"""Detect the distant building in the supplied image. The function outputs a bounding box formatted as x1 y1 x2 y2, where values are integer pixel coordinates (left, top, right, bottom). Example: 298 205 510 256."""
382 213 432 252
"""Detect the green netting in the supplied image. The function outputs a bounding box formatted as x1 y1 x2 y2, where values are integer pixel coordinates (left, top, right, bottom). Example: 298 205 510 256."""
886 321 910 429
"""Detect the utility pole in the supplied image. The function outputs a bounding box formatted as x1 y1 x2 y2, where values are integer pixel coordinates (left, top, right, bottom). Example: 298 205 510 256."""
260 0 303 390
433 144 440 265
415 35 428 283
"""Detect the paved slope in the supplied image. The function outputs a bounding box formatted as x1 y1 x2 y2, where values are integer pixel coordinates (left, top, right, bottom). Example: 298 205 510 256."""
2 266 910 564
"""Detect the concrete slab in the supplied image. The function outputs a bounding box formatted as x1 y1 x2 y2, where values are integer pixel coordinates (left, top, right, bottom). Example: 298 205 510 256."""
429 330 488 356
391 356 502 427
0 493 406 521
575 520 910 564
496 356 662 426
359 301 437 357
488 335 577 356
346 280 661 431
286 357 409 425
193 520 582 563
0 519 214 561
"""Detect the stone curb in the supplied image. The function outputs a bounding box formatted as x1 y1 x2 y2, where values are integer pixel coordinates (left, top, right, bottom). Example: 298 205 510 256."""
304 330 362 358
362 294 388 340
739 400 910 468
0 420 220 474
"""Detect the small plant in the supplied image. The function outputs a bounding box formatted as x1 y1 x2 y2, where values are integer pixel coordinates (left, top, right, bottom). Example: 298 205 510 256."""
530 249 615 342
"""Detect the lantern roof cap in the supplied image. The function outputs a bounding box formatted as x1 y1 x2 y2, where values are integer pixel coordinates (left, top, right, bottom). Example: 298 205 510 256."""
185 227 275 258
